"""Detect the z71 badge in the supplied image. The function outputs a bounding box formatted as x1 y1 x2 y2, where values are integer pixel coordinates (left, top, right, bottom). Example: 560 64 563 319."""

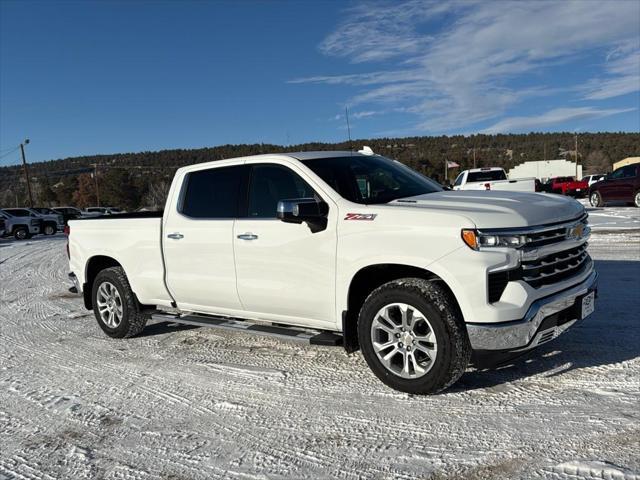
344 213 377 221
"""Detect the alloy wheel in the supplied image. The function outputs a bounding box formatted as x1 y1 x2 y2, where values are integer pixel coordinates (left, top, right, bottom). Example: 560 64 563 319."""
370 302 438 379
96 281 123 328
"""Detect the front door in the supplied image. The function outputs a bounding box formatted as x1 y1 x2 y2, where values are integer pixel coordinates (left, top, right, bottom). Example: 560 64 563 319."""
163 163 248 314
233 162 337 328
597 170 623 201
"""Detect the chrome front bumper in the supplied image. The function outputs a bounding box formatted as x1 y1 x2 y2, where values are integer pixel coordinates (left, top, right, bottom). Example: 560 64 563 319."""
467 270 598 351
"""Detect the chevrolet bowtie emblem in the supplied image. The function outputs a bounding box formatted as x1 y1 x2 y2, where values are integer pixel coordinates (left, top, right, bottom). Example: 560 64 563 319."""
567 223 584 240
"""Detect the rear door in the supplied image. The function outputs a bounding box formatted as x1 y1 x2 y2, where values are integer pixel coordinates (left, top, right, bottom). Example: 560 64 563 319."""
233 161 337 327
615 165 638 201
163 163 248 314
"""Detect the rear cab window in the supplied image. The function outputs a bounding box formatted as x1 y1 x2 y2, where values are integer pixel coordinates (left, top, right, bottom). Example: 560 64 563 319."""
466 170 506 182
180 165 247 218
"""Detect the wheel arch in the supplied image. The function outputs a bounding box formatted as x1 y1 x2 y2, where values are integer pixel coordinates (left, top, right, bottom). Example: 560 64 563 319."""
342 263 462 353
11 223 28 233
83 255 123 309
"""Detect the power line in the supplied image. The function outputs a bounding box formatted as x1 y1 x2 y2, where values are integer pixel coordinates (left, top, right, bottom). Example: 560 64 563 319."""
0 147 20 161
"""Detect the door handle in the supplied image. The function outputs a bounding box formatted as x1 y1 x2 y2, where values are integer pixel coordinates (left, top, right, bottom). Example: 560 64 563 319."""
237 233 258 240
167 232 184 240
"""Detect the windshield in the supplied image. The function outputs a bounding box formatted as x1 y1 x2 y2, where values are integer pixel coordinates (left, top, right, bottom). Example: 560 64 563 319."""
303 155 442 204
467 170 507 182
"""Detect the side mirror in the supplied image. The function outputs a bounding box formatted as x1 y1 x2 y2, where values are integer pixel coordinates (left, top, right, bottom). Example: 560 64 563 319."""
277 198 329 233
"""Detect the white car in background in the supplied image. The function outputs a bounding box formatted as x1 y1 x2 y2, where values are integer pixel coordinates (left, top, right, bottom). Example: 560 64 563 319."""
84 207 124 216
452 167 536 192
582 174 606 187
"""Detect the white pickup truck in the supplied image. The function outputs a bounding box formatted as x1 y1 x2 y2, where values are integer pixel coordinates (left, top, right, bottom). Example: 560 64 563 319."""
453 167 536 192
67 150 597 394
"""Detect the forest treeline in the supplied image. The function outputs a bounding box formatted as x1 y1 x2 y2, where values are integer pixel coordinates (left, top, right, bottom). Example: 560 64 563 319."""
1 132 638 209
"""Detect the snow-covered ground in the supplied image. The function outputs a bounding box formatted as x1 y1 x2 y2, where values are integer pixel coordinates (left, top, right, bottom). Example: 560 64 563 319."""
1 228 639 480
578 199 640 231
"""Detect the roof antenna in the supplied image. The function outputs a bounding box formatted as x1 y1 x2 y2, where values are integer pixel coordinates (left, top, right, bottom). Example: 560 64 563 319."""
345 106 352 149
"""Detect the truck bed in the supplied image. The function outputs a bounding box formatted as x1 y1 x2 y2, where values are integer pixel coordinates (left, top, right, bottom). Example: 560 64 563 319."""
68 215 172 307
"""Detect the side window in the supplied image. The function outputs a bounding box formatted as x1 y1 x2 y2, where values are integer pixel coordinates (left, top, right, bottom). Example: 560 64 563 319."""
181 165 246 218
247 164 316 218
609 168 626 179
454 173 464 186
622 165 638 178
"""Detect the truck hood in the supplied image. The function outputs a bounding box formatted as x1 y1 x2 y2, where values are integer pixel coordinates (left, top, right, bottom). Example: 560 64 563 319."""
388 191 585 228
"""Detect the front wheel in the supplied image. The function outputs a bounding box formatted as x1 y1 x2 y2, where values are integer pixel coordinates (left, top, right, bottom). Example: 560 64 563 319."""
43 223 56 235
358 278 471 394
590 191 604 207
92 266 148 338
13 227 31 240
634 191 640 208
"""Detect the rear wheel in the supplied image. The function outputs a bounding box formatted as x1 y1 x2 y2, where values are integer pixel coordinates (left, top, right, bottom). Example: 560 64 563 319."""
358 278 471 394
634 191 640 208
92 266 148 338
590 191 604 207
13 227 31 240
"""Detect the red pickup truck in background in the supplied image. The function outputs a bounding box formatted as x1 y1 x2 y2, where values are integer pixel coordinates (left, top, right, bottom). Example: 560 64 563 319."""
548 176 589 197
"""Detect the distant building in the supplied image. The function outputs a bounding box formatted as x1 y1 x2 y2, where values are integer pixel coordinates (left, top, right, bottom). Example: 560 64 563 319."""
508 159 582 181
612 157 640 171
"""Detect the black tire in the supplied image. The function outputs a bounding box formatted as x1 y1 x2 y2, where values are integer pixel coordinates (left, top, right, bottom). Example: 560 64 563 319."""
91 266 148 338
358 278 471 394
589 191 604 207
43 223 56 235
634 191 640 208
13 226 31 240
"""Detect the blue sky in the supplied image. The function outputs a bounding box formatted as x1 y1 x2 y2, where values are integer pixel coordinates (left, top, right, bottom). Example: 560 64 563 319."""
1 0 639 165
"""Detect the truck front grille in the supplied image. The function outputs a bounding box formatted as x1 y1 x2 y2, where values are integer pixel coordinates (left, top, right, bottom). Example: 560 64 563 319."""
522 226 569 247
521 243 591 288
484 213 593 302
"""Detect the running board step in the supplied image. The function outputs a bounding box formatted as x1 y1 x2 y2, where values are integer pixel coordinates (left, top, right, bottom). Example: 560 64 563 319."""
151 313 342 346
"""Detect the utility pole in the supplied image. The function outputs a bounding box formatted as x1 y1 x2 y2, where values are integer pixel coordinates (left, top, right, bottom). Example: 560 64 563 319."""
345 106 352 147
574 134 579 179
92 164 101 206
19 139 34 207
473 148 476 169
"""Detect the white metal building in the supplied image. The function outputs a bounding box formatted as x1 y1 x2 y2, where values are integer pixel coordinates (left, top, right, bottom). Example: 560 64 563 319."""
508 159 582 181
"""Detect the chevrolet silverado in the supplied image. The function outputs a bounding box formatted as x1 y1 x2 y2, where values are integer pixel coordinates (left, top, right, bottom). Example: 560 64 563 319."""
67 149 597 394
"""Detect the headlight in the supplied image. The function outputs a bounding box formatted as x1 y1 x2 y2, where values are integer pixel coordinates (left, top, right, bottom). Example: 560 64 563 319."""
461 229 527 250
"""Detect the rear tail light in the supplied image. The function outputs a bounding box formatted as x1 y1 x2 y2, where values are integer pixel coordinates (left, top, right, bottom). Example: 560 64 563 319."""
484 183 491 190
